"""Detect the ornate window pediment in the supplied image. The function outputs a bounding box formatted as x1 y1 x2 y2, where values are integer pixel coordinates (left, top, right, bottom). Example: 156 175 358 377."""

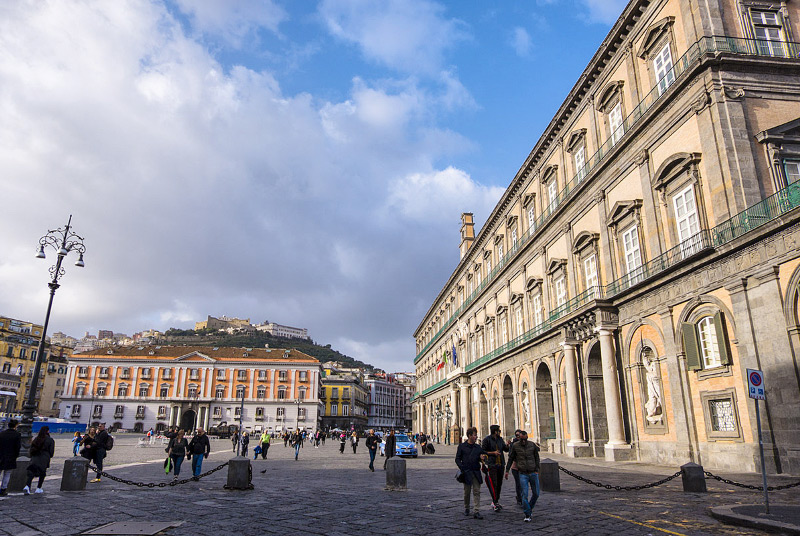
542 165 558 184
510 292 524 304
483 249 492 259
597 81 625 113
572 231 600 255
566 129 587 153
522 192 536 207
506 215 518 228
652 153 702 191
607 200 643 229
755 118 800 144
546 258 567 275
526 277 543 292
495 305 508 315
494 234 504 244
637 17 676 59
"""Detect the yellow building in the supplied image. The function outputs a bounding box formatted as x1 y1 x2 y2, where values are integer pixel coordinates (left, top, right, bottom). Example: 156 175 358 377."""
0 315 70 417
320 365 369 432
413 0 800 475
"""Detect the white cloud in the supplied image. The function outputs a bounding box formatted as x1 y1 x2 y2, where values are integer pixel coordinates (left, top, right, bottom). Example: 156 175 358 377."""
0 1 485 369
510 27 532 57
580 0 628 24
173 0 287 47
318 0 468 75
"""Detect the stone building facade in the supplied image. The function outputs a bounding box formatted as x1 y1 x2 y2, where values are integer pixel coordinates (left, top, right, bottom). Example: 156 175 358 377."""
59 345 322 434
412 0 800 475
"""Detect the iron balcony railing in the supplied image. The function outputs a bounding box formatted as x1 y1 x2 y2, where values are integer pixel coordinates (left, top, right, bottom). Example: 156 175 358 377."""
414 35 800 366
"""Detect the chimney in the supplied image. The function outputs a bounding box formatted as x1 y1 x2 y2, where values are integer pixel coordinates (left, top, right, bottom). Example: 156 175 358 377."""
459 213 475 260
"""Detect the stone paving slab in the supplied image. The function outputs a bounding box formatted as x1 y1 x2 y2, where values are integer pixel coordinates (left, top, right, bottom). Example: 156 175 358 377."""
1 441 799 535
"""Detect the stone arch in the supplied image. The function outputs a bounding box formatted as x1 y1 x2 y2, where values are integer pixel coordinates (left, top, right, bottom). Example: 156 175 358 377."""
782 263 800 328
623 318 666 366
517 368 532 432
585 341 607 457
535 361 556 449
479 382 490 437
502 375 515 436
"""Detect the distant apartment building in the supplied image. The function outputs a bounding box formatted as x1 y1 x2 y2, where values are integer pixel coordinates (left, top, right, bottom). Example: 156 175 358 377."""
394 372 417 431
98 330 114 340
365 375 405 431
320 364 369 432
59 345 322 433
195 316 250 331
255 321 309 340
50 332 78 348
0 315 71 417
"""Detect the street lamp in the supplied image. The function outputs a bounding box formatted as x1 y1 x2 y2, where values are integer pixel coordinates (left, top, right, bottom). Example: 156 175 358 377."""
294 398 302 433
20 216 85 445
435 408 443 444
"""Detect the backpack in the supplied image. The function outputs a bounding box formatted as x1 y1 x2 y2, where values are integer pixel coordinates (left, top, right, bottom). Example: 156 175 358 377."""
105 435 114 450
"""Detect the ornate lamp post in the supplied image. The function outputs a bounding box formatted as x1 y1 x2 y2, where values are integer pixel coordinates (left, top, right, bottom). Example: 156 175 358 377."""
435 408 443 443
20 216 85 445
294 398 302 432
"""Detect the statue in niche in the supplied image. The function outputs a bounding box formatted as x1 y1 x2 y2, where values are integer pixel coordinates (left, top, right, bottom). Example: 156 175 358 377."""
520 387 531 429
642 348 663 424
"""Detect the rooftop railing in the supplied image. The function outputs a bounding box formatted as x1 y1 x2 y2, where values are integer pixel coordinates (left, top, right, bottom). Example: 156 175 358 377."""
414 35 800 366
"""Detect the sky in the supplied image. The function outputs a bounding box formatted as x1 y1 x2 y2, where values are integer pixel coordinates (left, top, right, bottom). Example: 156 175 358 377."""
0 0 625 372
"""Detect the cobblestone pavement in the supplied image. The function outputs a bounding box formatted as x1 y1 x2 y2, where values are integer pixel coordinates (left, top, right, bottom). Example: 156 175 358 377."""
1 437 798 536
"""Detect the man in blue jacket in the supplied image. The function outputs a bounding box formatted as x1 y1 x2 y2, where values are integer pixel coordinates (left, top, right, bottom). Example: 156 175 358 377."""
455 427 488 519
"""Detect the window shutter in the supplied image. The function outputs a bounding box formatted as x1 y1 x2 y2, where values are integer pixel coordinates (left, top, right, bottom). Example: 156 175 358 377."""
713 311 732 366
681 322 702 370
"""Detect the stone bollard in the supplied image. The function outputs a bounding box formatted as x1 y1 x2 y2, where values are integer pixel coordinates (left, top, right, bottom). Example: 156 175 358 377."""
681 462 707 493
61 457 89 491
225 456 252 490
8 457 30 492
539 458 561 492
385 458 407 490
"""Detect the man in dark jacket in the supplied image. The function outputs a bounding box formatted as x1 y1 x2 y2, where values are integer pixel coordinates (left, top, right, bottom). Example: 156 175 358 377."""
188 427 211 478
456 426 487 519
365 429 380 472
383 429 396 470
504 430 540 522
481 424 509 511
90 423 109 483
0 419 21 496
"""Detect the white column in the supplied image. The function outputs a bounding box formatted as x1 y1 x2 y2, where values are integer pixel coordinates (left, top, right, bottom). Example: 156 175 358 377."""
595 328 631 459
249 368 255 400
562 341 590 456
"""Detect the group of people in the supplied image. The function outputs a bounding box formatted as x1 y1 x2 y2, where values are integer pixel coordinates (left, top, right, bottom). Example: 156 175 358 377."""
163 427 211 480
455 424 540 522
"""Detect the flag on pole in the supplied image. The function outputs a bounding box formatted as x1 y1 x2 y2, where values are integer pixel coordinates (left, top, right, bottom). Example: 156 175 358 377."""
452 345 458 367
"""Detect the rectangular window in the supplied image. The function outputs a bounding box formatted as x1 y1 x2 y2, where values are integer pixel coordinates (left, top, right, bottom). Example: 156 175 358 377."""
574 146 586 178
342 405 348 416
488 324 495 351
547 180 558 210
515 305 524 338
709 399 736 432
258 370 267 380
497 242 504 259
555 277 567 307
19 349 26 360
213 406 222 418
673 185 701 257
189 369 199 380
96 385 106 396
187 386 197 398
332 387 339 398
236 386 245 398
117 385 127 397
216 370 225 380
278 371 287 382
237 370 247 380
331 404 338 416
751 10 785 56
698 316 721 368
342 388 350 398
609 102 624 145
477 332 484 357
299 371 308 381
234 407 241 417
215 387 224 399
486 257 492 274
162 369 172 379
257 387 266 399
528 205 535 229
533 294 543 326
654 43 675 95
158 405 167 417
500 316 508 345
139 386 149 397
622 226 643 284
784 160 800 185
277 407 285 418
511 228 517 247
584 255 599 297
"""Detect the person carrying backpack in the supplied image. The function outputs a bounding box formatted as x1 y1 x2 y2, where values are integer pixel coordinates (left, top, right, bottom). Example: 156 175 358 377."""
24 426 55 495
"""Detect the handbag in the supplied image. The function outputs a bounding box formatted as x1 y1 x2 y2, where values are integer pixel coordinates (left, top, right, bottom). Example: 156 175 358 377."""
455 470 465 483
163 456 173 474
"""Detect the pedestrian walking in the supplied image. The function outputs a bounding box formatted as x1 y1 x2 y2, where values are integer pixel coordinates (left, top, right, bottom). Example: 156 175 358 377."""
0 419 22 496
455 427 487 519
480 424 509 511
350 432 359 454
504 430 540 522
321 432 325 446
165 429 189 481
240 431 249 457
259 430 271 459
90 423 110 483
292 431 301 461
383 429 396 470
338 432 346 454
232 430 239 453
24 426 55 495
509 429 523 506
188 427 211 478
365 429 380 472
71 431 82 456
283 432 289 447
419 432 427 455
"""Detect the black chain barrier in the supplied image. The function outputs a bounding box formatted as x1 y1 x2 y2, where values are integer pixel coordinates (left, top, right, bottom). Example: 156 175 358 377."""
87 461 229 488
558 466 682 490
704 471 800 491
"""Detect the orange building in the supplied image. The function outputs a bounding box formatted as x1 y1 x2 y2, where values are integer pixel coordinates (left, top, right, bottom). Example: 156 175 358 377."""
59 345 322 433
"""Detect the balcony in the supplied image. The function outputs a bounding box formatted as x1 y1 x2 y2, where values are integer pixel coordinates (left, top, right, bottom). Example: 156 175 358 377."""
415 35 800 366
114 412 124 419
255 415 265 421
212 413 222 420
71 411 81 418
135 413 145 420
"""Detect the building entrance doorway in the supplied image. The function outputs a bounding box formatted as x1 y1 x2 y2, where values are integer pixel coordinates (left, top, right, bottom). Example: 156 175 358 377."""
586 343 607 457
180 409 196 432
536 363 555 450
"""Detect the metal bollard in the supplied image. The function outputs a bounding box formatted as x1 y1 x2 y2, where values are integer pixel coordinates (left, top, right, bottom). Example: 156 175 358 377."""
61 457 89 491
225 456 251 490
539 458 561 492
681 462 707 492
385 458 407 490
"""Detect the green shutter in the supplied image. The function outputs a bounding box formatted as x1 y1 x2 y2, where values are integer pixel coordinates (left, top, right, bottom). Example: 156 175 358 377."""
713 311 732 366
681 322 702 371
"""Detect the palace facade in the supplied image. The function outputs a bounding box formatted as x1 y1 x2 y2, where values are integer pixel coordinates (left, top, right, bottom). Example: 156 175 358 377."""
412 0 800 474
59 345 322 434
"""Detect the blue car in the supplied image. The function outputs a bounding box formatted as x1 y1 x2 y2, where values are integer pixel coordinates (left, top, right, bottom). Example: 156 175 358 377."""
380 434 418 457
